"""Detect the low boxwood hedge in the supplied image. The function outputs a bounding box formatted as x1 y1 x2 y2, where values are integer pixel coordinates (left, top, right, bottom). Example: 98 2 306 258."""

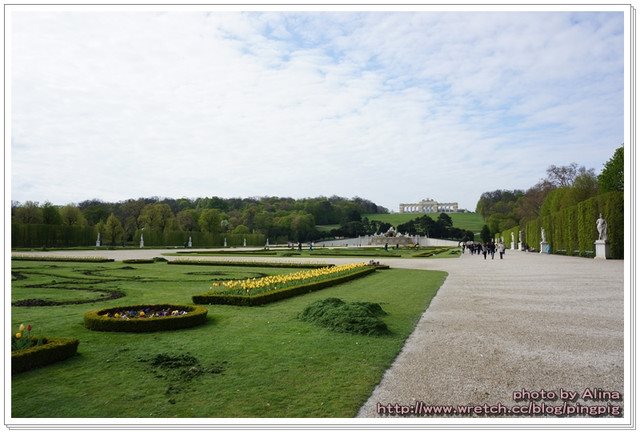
12 255 114 263
168 259 332 269
12 337 80 374
192 266 377 306
122 259 155 264
84 304 208 332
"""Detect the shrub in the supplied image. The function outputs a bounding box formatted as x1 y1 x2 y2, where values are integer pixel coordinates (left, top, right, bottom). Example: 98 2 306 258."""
298 298 390 336
122 259 155 264
12 338 79 374
193 267 376 306
84 304 208 332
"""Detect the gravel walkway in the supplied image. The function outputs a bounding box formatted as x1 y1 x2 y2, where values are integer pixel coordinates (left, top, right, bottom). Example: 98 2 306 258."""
357 249 624 417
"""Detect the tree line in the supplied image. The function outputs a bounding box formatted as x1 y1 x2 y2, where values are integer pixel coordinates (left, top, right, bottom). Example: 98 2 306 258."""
11 196 389 245
475 145 623 240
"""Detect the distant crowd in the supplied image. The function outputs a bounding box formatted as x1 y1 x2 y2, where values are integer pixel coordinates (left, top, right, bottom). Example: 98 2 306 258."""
461 240 506 259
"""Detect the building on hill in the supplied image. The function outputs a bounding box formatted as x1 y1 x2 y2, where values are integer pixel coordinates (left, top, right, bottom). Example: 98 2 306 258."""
399 198 459 213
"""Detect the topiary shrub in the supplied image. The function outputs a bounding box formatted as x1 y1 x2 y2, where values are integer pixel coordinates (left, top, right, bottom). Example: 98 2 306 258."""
12 338 79 374
298 298 390 336
122 259 155 264
84 304 208 332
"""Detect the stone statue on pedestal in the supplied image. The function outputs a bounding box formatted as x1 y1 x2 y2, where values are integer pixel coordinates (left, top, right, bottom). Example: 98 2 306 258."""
596 213 608 241
96 232 101 247
541 228 546 243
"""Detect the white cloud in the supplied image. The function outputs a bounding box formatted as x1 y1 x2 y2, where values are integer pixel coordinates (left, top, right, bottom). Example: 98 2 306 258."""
10 10 624 211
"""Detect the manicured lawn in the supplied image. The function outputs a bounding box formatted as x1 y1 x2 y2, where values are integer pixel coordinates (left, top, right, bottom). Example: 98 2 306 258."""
169 246 460 259
11 260 446 418
363 212 485 233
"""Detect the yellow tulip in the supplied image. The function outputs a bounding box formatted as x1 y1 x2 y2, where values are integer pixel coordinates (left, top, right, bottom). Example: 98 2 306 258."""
15 332 22 339
19 324 25 332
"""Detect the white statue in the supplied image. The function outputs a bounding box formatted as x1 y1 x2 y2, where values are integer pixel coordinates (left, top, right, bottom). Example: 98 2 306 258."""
224 237 227 247
519 231 523 243
243 238 247 247
140 233 144 248
511 232 514 243
188 236 192 247
266 238 269 247
96 232 101 247
541 228 546 243
596 213 608 241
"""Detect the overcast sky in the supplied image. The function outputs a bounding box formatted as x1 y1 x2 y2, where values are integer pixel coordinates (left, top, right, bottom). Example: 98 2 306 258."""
10 9 624 211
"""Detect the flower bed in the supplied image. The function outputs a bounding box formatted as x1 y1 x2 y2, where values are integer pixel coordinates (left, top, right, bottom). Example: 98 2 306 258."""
84 304 208 332
12 324 79 374
12 255 114 263
193 264 377 306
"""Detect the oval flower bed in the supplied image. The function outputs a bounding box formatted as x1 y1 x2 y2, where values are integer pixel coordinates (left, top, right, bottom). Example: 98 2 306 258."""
84 304 208 332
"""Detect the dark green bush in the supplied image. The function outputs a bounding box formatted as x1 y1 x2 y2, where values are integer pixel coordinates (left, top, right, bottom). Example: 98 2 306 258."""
12 337 79 374
193 267 376 306
122 259 155 264
11 223 97 248
298 298 389 336
84 304 208 332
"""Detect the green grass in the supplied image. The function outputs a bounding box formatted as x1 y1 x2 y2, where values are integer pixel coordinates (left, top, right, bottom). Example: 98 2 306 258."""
363 212 485 233
12 260 446 418
169 246 459 259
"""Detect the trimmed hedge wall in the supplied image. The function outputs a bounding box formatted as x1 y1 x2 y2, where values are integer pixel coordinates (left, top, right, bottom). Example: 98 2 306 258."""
12 223 97 248
168 260 332 269
193 266 377 306
500 191 623 258
12 338 80 374
134 229 266 248
12 255 114 263
84 304 208 332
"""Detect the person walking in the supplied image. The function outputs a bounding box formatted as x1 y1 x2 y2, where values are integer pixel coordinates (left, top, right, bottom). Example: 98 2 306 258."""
498 241 506 259
482 243 488 259
489 241 496 260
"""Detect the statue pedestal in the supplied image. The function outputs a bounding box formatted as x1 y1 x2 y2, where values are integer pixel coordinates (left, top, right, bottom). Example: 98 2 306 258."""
540 242 550 254
510 242 515 250
518 242 524 251
594 240 610 259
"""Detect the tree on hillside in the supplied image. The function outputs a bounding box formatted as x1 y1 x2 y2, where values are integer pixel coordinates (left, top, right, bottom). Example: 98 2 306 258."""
232 224 250 234
60 204 87 226
103 214 124 246
437 213 453 227
598 145 623 192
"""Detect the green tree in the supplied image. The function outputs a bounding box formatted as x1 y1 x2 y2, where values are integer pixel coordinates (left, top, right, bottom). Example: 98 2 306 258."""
41 202 62 225
138 203 174 231
103 214 124 246
598 146 623 192
176 209 199 232
14 201 44 224
480 225 492 243
199 209 222 233
60 204 87 226
232 224 250 234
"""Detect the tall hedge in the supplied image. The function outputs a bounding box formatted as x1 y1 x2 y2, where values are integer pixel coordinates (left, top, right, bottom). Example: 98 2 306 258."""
133 229 265 247
501 191 623 258
11 224 97 248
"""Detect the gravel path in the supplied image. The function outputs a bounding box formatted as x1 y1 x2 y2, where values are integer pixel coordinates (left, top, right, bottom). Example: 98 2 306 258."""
357 249 624 417
12 247 624 417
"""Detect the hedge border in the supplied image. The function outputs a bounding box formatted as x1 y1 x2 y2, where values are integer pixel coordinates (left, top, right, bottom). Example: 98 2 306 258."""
192 266 377 306
122 259 155 264
168 260 333 269
12 337 80 374
84 304 208 332
12 255 114 263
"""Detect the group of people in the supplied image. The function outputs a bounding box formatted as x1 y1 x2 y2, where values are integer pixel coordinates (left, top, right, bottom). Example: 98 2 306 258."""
462 240 506 259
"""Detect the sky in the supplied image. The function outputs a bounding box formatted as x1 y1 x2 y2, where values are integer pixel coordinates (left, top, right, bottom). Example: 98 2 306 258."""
10 9 625 212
